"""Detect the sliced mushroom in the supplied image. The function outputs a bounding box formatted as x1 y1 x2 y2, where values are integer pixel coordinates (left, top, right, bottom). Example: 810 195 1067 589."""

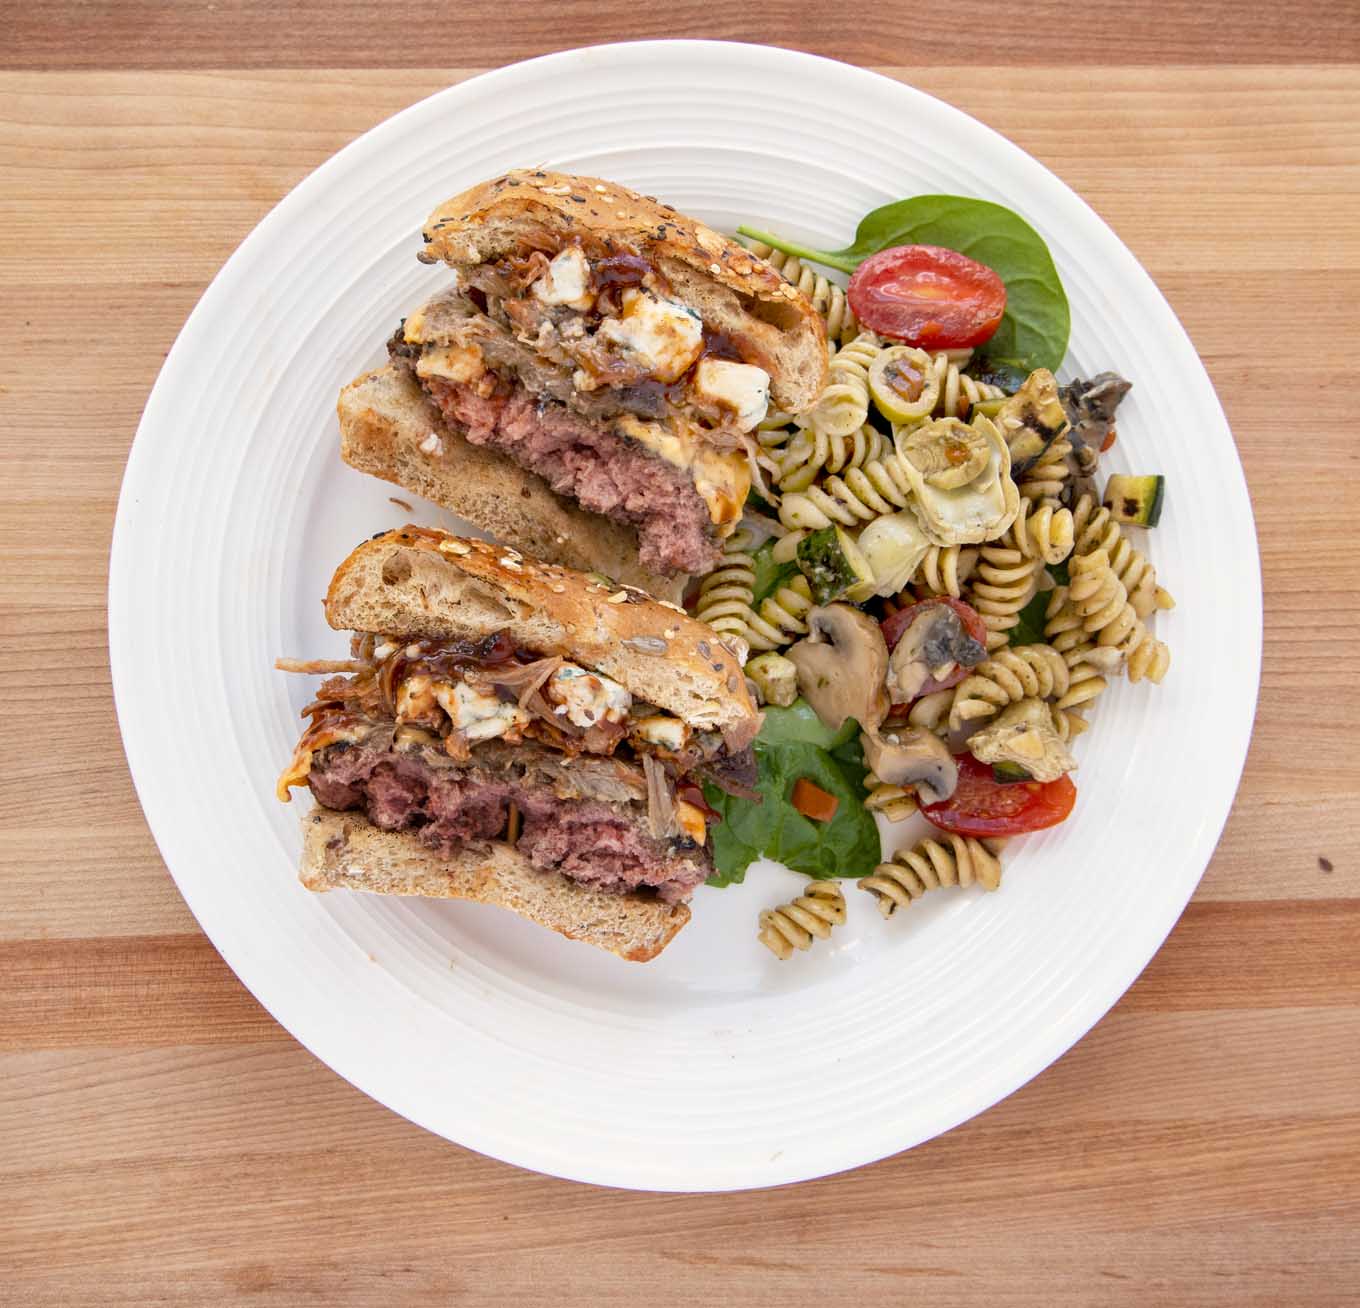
786 604 889 732
886 604 987 704
1061 371 1131 450
966 697 1077 783
860 726 958 805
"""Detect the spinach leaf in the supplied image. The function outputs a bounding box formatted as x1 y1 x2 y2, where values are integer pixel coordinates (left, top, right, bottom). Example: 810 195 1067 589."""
744 489 778 518
704 701 881 886
1008 562 1070 647
749 540 800 609
740 195 1069 372
1008 589 1051 647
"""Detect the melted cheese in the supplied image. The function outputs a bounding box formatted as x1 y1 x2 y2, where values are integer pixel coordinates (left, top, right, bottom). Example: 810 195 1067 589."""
274 718 369 802
532 247 594 311
544 664 632 728
691 358 770 432
416 342 486 385
395 674 442 727
402 307 427 342
614 412 750 531
631 715 691 751
676 800 707 846
598 289 703 383
434 681 527 743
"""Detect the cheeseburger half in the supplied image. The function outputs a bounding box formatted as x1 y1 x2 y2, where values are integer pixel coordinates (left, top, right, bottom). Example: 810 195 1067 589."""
339 170 827 592
277 527 762 962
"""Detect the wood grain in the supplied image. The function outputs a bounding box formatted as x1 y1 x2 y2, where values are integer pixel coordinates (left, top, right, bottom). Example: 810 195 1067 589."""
2 40 1359 1308
3 0 1357 69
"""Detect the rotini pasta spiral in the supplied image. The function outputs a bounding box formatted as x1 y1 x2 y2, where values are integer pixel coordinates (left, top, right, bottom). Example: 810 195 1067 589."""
966 545 1044 650
745 242 860 345
910 545 978 598
743 574 816 652
1063 548 1140 653
1040 595 1117 712
906 687 954 731
1070 493 1175 617
1007 497 1075 566
692 529 761 646
691 528 814 655
1049 704 1090 742
1049 549 1171 683
932 355 1006 421
860 835 1005 918
756 414 798 441
863 771 920 822
777 415 958 531
771 422 889 492
949 644 1071 729
758 880 846 959
1017 436 1073 505
1056 654 1111 712
1125 623 1172 684
777 453 911 530
805 333 881 439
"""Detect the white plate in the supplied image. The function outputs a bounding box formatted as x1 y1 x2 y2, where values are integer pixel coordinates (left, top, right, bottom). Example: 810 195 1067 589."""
110 41 1260 1191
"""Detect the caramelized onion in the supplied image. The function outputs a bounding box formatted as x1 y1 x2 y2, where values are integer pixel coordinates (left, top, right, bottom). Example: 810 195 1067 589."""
477 655 562 707
740 433 775 501
643 754 679 840
274 658 370 675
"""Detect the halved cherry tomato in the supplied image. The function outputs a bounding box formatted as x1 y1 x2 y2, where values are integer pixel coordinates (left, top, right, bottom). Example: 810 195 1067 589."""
881 597 989 707
921 752 1076 838
848 245 1006 350
791 777 839 823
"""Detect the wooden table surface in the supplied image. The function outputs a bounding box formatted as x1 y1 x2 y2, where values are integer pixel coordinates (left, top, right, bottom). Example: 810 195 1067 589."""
3 5 1359 1303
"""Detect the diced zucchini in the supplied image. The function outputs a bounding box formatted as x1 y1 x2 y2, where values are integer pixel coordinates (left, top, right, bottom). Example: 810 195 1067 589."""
796 525 877 605
992 761 1033 784
970 397 1007 420
1103 474 1165 527
995 369 1070 475
746 652 799 707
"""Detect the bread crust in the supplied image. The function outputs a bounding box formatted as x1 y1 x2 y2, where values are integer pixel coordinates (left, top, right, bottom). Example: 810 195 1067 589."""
324 526 761 745
420 169 827 413
337 365 684 602
300 807 690 962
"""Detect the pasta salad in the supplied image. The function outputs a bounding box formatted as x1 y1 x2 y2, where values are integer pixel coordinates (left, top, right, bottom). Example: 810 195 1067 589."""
684 195 1174 958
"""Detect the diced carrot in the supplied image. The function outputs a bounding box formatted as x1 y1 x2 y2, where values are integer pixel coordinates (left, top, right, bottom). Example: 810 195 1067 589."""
791 777 839 822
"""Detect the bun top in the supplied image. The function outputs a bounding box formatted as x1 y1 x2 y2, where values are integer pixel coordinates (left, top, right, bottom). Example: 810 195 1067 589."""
418 168 828 414
325 526 761 746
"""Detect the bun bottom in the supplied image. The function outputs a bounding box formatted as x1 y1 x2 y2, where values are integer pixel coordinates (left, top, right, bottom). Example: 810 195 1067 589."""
337 365 685 603
300 807 691 963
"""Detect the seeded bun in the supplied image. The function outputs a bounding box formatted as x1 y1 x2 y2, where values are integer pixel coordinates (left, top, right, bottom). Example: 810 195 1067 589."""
301 808 689 963
419 168 828 413
324 526 761 747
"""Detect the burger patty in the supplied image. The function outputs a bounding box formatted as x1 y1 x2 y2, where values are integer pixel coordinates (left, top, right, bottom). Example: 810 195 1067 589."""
421 376 721 577
308 740 711 903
